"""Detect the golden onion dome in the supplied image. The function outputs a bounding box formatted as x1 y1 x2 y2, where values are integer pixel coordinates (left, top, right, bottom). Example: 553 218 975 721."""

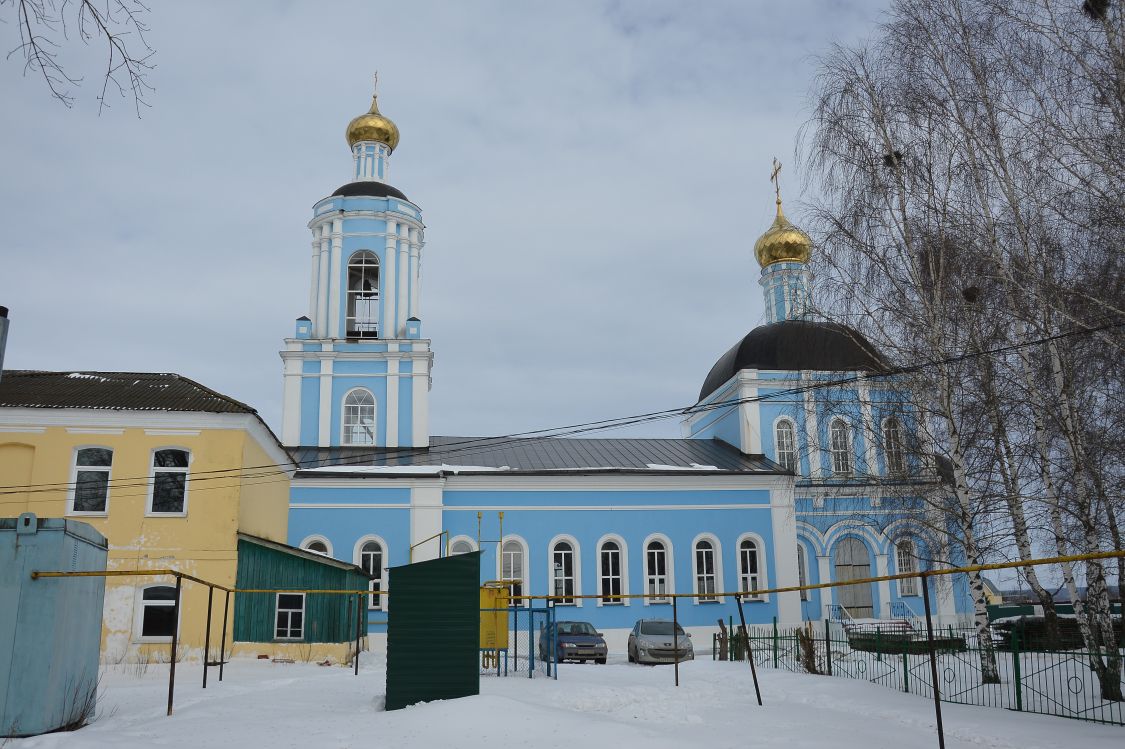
754 200 812 268
345 94 400 152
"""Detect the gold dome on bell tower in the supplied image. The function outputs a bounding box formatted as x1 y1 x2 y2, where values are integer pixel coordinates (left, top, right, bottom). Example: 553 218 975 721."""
345 74 400 152
753 159 812 268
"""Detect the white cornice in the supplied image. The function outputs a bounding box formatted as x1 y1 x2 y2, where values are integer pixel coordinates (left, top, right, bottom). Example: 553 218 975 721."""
293 473 792 492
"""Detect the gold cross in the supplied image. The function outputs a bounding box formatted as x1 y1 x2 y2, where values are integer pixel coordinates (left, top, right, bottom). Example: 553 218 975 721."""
373 71 379 96
770 158 783 204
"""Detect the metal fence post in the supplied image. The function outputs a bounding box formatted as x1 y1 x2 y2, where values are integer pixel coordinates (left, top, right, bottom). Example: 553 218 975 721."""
354 593 362 676
921 573 946 749
203 584 214 688
672 594 680 687
167 575 182 716
824 618 833 676
902 649 910 693
772 616 779 669
735 594 764 706
219 590 230 682
1012 629 1023 711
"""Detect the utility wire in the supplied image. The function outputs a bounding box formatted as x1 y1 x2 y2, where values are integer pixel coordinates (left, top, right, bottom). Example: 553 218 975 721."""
1 315 1121 498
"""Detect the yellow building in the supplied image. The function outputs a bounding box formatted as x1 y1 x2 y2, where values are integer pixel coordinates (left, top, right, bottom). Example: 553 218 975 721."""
0 370 296 662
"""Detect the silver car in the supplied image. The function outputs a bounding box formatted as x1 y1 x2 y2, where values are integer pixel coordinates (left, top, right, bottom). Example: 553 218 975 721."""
627 619 694 664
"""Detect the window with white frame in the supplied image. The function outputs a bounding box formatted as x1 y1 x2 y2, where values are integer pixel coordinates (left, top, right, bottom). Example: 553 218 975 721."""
303 539 330 555
695 539 718 602
346 250 380 338
343 389 376 446
502 540 525 606
360 540 384 609
71 447 112 513
138 585 178 639
451 539 474 555
775 420 797 472
645 540 669 603
150 449 189 514
897 539 919 596
275 593 305 639
599 540 623 604
551 540 576 604
883 417 906 475
829 419 853 475
797 545 809 601
739 538 762 599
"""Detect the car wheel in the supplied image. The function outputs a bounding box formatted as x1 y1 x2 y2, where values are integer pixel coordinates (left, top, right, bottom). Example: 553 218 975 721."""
596 657 606 665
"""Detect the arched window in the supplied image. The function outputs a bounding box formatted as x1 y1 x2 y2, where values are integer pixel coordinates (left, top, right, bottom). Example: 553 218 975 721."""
599 540 623 604
551 540 576 604
342 389 376 446
502 539 526 606
797 544 809 601
896 539 919 596
346 250 380 338
450 539 475 555
304 540 329 555
694 539 718 602
829 419 853 475
149 448 189 514
739 538 762 599
775 420 797 472
883 417 906 475
137 585 178 640
645 539 670 603
360 540 385 609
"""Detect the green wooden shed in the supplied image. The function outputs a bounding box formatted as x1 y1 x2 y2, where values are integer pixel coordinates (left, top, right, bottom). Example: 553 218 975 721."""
385 551 481 710
233 534 371 644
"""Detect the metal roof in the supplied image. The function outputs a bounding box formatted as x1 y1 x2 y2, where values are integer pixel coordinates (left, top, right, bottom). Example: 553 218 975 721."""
0 370 259 414
292 435 783 477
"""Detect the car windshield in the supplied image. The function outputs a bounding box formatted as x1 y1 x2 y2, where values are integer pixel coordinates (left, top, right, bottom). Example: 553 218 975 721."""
557 622 597 636
640 621 685 636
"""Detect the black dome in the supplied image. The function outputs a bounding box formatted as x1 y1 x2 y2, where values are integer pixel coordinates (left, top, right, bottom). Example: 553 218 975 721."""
698 320 887 401
331 181 410 201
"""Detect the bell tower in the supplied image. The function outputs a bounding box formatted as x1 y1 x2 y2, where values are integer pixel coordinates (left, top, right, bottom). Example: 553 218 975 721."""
280 79 432 448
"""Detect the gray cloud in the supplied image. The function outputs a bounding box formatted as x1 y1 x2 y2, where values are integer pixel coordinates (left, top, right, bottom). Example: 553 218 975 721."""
0 0 882 439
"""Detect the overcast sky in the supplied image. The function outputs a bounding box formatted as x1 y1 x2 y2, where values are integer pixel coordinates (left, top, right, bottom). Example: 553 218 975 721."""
0 1 885 440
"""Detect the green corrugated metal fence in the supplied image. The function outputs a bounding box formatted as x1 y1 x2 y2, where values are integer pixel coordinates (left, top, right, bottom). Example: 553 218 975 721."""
385 551 481 710
233 539 368 643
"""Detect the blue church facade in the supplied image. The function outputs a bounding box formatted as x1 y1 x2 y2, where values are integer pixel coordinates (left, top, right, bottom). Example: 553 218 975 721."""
279 86 973 645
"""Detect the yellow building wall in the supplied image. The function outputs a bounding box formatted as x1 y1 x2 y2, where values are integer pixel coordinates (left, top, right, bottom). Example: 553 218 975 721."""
0 420 291 662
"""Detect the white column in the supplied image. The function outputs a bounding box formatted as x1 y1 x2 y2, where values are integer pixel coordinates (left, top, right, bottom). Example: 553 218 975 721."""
770 486 801 626
397 225 409 336
317 357 333 446
875 553 891 618
817 555 833 620
316 228 330 338
308 240 320 325
412 354 429 447
328 218 343 339
385 358 399 448
383 221 397 339
740 378 761 454
281 354 301 446
409 229 421 319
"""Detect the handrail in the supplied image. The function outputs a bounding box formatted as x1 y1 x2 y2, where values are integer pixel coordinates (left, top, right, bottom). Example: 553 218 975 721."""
409 530 449 562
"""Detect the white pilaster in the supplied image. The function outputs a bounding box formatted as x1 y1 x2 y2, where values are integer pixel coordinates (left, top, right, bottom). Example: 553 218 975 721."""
858 381 878 477
308 242 319 323
740 378 762 454
408 230 420 319
317 357 333 446
770 486 801 626
383 222 397 337
817 555 833 620
802 375 822 480
875 553 891 618
281 355 301 445
385 358 399 448
409 481 445 562
412 353 429 447
397 225 409 336
328 218 343 338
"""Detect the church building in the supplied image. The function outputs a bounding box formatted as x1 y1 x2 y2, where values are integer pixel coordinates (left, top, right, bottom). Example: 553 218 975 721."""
279 86 972 645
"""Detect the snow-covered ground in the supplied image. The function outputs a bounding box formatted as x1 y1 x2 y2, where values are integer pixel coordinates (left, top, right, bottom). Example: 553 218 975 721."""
9 654 1123 748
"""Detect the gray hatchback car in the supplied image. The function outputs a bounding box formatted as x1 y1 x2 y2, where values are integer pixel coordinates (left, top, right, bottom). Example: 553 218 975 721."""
627 619 694 664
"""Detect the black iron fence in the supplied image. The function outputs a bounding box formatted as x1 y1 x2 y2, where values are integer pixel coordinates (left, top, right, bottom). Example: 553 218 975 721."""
714 619 1125 726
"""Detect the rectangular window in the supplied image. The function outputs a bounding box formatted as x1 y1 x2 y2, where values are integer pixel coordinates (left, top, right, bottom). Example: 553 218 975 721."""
552 543 575 605
696 543 717 602
599 543 623 604
139 585 178 640
275 593 305 640
71 447 112 513
646 543 669 603
150 449 189 514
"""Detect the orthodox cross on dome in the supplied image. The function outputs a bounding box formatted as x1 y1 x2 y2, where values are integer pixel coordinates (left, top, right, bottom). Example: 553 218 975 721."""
770 157 783 206
372 71 379 96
